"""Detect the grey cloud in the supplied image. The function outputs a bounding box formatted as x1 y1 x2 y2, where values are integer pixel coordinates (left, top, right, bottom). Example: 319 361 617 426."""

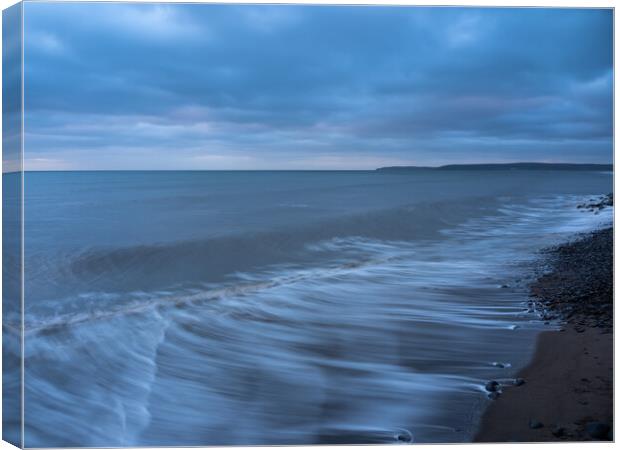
22 4 613 169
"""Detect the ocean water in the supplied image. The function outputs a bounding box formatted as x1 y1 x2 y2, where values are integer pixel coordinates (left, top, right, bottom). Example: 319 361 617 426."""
10 169 612 446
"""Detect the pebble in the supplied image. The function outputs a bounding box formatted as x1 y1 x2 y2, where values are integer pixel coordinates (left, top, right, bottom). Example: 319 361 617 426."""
396 432 412 443
551 426 566 437
513 378 525 386
485 380 500 392
529 419 544 429
529 225 611 334
487 392 500 400
585 422 610 440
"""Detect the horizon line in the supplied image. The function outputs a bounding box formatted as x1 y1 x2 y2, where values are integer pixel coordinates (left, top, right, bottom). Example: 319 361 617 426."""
3 161 612 173
2 161 614 175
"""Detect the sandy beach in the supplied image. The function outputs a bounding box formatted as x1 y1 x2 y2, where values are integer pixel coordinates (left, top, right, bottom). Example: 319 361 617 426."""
476 215 613 442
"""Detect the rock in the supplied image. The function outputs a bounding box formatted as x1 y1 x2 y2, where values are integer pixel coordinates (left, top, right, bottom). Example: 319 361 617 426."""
529 419 544 429
487 391 500 400
551 426 566 437
396 432 412 443
492 362 505 368
501 284 509 289
585 422 610 440
513 378 525 386
485 380 500 392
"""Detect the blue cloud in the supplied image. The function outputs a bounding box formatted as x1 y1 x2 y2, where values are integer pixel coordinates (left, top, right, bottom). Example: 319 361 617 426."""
23 4 613 169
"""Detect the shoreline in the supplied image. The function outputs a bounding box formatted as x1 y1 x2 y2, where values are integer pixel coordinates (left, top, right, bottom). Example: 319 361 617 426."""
475 218 613 442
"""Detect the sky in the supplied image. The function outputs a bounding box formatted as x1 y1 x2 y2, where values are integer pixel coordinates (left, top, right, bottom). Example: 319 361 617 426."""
22 3 613 170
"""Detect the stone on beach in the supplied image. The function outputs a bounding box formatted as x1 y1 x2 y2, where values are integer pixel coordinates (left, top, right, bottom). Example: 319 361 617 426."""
528 419 544 429
485 380 500 392
487 392 500 400
530 227 613 332
576 193 613 212
551 426 566 437
585 422 610 440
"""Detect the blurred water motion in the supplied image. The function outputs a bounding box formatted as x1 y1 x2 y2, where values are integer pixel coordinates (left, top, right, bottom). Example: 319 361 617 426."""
15 169 612 446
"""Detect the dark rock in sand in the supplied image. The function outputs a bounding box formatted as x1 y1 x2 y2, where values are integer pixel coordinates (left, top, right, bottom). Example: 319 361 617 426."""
513 378 525 386
529 419 544 429
585 421 610 440
551 426 566 437
485 380 500 392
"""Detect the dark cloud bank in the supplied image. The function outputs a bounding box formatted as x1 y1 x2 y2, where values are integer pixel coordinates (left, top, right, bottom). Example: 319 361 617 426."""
23 4 612 170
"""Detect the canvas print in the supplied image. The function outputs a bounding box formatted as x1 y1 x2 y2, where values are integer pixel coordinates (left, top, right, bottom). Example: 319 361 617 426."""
2 2 614 447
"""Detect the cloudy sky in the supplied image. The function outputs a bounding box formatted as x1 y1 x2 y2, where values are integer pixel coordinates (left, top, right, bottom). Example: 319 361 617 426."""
23 3 613 170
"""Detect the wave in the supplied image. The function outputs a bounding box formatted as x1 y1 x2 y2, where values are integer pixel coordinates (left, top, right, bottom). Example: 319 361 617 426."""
25 196 503 303
22 194 612 332
18 193 613 446
23 237 411 334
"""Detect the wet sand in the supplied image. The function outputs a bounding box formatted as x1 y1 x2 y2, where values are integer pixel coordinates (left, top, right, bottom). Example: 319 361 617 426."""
476 223 613 442
476 327 612 442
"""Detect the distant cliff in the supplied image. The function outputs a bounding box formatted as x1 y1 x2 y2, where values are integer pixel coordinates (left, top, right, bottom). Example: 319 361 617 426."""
376 163 613 172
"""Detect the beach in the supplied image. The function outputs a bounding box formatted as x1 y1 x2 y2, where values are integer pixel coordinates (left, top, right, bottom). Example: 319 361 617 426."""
476 213 613 442
7 2 613 447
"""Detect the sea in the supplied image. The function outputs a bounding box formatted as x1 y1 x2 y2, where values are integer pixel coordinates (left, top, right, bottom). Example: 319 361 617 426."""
4 169 613 446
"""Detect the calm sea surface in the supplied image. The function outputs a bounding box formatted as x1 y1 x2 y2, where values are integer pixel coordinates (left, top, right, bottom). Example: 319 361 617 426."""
8 170 613 446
